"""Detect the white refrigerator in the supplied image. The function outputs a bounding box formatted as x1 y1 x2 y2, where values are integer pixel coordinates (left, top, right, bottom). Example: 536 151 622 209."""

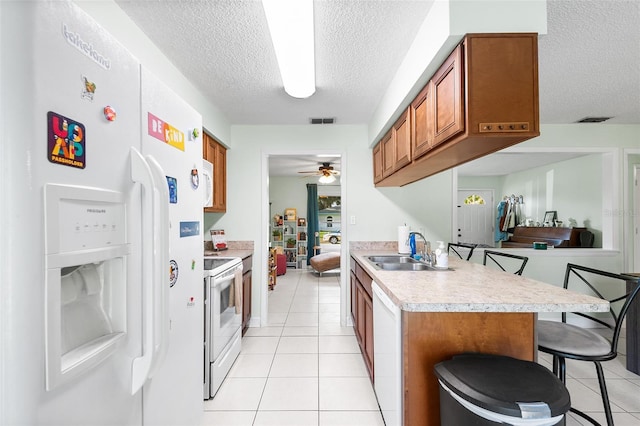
0 1 204 425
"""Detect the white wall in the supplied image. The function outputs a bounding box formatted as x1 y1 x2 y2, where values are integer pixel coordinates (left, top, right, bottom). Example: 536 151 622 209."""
269 176 312 221
502 154 603 245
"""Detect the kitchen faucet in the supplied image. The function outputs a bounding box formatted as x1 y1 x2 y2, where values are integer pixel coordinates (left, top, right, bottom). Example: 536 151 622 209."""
408 232 432 265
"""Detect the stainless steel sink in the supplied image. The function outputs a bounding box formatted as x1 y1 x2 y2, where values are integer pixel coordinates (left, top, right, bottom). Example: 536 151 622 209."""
367 255 418 263
365 255 445 271
376 262 435 271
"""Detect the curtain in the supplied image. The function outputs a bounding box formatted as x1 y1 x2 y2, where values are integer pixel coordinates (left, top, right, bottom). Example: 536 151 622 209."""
306 183 319 264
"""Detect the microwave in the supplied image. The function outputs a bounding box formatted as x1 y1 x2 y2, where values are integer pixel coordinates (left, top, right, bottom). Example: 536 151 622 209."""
202 159 214 208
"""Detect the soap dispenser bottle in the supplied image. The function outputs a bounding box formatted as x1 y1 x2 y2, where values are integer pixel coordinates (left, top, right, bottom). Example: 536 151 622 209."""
409 234 417 258
435 241 448 269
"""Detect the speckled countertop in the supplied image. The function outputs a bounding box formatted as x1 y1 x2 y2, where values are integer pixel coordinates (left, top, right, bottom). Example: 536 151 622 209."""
351 250 609 313
204 240 253 260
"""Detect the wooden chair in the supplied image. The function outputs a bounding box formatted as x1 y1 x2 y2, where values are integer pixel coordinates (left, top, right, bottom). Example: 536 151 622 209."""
482 250 529 275
537 264 640 426
447 242 477 261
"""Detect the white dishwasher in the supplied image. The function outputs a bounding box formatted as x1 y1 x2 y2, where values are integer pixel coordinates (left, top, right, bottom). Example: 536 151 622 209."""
372 282 402 426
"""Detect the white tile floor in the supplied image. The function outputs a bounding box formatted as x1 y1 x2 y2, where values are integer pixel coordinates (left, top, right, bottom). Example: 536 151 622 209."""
203 269 640 426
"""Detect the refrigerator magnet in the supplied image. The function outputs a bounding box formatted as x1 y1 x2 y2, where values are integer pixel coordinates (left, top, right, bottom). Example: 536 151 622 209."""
179 221 200 238
81 75 96 101
190 167 199 189
166 176 177 204
47 111 86 169
103 106 116 121
169 260 179 287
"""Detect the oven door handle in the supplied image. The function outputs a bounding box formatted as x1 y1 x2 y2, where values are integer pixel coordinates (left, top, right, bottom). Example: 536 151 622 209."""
130 147 155 394
145 154 171 379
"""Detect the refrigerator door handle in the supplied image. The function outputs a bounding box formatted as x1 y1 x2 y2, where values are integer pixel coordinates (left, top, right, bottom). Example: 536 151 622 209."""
130 147 156 394
145 154 171 378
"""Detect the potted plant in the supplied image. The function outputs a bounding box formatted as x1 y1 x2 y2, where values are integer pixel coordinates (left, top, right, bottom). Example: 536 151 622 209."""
272 229 282 241
286 237 296 248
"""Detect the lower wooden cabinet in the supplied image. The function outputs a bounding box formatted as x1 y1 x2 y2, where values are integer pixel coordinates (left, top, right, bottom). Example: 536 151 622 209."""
350 257 374 380
242 256 252 335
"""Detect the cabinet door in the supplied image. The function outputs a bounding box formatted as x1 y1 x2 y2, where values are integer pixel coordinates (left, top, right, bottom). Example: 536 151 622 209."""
363 291 374 379
381 129 395 178
393 107 411 170
432 44 464 147
350 271 358 324
242 270 252 335
372 142 383 184
356 285 366 349
411 80 434 160
213 143 226 211
203 133 227 213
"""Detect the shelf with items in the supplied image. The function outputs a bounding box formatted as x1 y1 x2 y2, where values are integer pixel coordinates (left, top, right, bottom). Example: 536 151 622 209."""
271 212 307 268
297 225 307 268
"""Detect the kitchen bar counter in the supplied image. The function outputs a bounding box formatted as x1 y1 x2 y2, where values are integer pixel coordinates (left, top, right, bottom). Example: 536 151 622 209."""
350 250 608 426
351 250 608 313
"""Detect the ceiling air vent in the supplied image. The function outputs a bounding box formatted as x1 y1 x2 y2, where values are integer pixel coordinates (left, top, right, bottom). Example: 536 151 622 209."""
310 118 335 124
576 117 612 123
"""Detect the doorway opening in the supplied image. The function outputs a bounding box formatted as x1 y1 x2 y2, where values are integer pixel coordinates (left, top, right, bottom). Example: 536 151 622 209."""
263 152 348 328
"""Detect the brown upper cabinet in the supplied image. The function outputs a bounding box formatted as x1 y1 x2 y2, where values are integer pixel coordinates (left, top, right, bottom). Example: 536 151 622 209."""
203 132 227 213
376 33 539 187
373 108 412 183
432 44 464 148
410 80 435 159
380 129 394 178
393 107 412 170
372 142 384 183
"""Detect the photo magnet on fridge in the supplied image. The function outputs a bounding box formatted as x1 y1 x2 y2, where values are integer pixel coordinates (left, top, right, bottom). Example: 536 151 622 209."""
47 111 86 169
166 176 177 203
190 168 199 189
179 221 200 238
169 260 179 287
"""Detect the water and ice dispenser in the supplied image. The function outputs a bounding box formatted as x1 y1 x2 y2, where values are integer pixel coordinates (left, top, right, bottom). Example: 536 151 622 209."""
44 184 128 390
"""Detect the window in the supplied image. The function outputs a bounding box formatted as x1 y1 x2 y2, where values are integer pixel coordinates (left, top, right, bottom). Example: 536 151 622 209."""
464 194 486 205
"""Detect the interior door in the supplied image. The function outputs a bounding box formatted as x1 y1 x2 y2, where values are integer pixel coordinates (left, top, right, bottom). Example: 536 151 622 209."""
457 190 494 247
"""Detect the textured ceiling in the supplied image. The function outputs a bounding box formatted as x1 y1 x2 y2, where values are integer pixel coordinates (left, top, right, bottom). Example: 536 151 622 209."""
115 0 640 176
115 0 433 125
538 0 640 124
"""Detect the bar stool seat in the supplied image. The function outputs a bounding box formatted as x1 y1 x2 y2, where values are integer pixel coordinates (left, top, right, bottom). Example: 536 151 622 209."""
538 321 611 358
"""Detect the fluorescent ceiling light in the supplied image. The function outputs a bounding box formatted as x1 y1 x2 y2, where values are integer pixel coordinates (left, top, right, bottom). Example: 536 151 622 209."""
318 174 336 184
262 0 315 98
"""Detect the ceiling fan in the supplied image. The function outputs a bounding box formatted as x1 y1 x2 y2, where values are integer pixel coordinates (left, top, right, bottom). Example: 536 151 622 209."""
298 162 340 182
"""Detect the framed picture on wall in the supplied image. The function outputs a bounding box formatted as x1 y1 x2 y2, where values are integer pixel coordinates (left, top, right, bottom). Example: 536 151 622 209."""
543 211 557 225
284 208 297 221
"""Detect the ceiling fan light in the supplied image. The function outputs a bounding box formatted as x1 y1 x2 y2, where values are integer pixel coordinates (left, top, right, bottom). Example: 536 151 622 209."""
262 0 315 99
318 174 336 184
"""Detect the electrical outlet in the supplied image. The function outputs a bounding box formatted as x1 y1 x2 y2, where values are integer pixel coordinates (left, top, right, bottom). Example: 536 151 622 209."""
350 215 356 225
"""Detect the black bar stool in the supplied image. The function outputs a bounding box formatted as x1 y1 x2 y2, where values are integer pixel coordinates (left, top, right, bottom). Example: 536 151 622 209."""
483 250 529 275
537 263 640 426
